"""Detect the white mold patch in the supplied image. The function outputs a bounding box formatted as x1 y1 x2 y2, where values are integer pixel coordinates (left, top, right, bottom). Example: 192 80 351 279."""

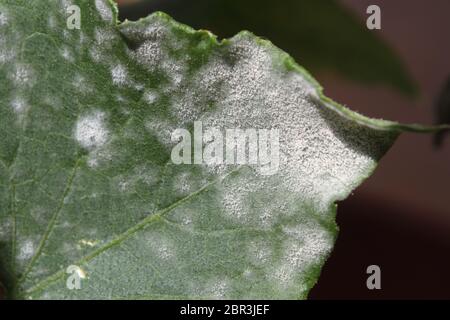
111 64 129 86
143 90 158 105
133 41 163 70
0 8 9 27
89 47 103 63
60 46 74 63
11 97 30 126
95 0 114 22
11 97 28 114
75 110 109 150
94 27 117 47
11 63 35 86
18 239 36 262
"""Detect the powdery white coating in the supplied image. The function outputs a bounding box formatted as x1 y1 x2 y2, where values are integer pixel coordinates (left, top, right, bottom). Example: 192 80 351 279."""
134 41 163 70
74 111 109 150
73 74 93 93
89 47 103 63
10 97 30 126
190 278 230 299
269 224 332 293
11 97 28 114
121 21 174 73
144 232 175 261
143 90 158 104
0 8 8 26
0 220 11 241
94 27 117 47
0 45 14 63
247 240 273 265
11 63 35 86
95 0 114 22
59 0 74 11
18 239 36 261
111 64 129 86
60 46 74 62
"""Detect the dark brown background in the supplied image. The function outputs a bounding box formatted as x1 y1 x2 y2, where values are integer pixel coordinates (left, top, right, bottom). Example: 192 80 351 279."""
310 0 450 299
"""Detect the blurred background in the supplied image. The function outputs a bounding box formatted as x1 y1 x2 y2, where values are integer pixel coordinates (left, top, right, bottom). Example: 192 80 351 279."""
116 0 450 299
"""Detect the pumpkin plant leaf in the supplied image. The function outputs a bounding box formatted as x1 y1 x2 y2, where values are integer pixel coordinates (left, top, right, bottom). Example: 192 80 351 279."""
0 0 446 299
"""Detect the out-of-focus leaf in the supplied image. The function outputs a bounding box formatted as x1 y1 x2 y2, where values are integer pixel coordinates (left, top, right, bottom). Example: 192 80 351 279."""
119 0 417 96
434 75 450 147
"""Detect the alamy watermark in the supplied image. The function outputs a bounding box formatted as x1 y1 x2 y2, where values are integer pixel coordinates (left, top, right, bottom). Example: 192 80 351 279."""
170 121 280 175
366 264 381 290
66 5 81 30
366 5 381 30
66 265 85 290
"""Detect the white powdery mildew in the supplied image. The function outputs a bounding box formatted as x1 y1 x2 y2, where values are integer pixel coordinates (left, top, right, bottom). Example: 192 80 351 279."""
60 46 74 63
174 36 379 215
0 46 14 63
11 97 28 114
94 27 117 47
59 0 73 11
11 63 35 86
0 220 11 241
11 97 30 126
122 21 175 74
143 90 158 105
89 46 103 63
247 240 273 265
111 64 129 86
18 239 36 262
75 111 109 150
73 74 93 93
191 278 230 299
145 232 175 261
95 0 114 22
0 8 9 27
133 41 163 70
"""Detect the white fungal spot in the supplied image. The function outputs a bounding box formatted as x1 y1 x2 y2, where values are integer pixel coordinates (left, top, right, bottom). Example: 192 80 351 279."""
75 111 109 150
94 28 116 47
61 47 74 62
89 47 103 63
111 64 128 86
143 90 158 104
11 64 34 86
0 9 9 27
0 45 14 63
11 98 28 114
18 240 35 261
95 0 114 22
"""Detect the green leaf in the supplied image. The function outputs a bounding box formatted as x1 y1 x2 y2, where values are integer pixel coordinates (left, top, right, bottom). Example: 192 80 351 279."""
0 0 445 299
121 0 418 96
